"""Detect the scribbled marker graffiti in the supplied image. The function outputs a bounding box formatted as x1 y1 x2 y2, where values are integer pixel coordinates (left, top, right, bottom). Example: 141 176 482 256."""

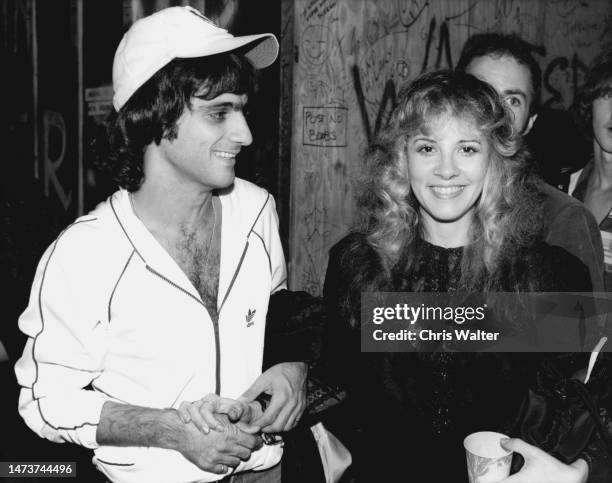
303 106 348 147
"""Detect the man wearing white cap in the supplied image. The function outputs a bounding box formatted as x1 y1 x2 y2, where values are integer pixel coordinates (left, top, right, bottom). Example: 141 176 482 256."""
15 7 305 483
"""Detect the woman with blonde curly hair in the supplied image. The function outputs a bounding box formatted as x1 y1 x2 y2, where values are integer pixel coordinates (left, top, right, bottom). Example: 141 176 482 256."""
344 70 547 296
322 71 593 481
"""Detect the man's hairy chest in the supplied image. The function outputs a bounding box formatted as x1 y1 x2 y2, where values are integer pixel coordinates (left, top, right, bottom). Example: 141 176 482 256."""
165 224 221 312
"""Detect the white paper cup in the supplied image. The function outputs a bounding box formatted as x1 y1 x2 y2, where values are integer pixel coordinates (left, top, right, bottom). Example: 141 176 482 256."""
463 431 512 483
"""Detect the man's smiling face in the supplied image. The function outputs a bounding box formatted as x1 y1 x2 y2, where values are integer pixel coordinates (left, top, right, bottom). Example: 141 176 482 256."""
156 92 253 191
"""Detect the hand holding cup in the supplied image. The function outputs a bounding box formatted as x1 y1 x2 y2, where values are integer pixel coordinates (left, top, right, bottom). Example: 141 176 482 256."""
464 431 513 483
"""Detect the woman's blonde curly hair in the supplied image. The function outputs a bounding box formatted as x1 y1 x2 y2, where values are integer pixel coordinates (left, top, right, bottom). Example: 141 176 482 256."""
357 70 542 290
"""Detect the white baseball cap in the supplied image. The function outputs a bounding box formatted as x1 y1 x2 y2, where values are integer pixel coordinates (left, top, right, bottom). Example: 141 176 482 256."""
112 6 279 111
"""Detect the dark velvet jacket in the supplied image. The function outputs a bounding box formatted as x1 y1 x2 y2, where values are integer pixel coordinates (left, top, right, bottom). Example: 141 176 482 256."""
322 233 596 482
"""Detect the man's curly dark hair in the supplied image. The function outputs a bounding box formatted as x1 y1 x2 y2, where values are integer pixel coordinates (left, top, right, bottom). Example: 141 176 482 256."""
102 52 256 191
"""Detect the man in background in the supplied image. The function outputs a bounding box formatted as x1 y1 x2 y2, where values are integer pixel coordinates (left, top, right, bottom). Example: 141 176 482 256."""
457 32 604 292
569 50 612 289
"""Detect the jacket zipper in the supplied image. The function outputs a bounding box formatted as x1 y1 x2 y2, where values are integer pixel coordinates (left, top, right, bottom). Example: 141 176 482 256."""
145 265 222 395
218 242 250 313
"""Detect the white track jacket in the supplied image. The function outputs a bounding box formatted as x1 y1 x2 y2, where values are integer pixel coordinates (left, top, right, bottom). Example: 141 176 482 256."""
15 179 287 483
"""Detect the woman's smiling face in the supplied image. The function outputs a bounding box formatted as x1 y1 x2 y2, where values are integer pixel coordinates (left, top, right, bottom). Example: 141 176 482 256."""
407 111 490 236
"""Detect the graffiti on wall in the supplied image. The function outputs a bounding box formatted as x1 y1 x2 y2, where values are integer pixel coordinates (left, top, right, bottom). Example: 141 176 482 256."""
303 106 348 146
290 0 611 294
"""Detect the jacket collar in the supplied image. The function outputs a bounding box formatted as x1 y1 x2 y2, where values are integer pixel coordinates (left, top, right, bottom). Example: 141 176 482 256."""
572 159 594 203
109 188 256 311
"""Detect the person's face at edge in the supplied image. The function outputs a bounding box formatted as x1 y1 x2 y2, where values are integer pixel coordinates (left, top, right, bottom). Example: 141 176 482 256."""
466 54 537 135
407 112 490 246
156 92 253 191
592 89 612 156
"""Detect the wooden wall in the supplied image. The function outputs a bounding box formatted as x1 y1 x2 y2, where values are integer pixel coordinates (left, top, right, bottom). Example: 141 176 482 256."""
288 0 612 294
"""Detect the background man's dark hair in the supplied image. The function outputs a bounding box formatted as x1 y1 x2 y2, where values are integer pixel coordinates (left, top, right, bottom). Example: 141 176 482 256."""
456 32 542 116
101 52 256 191
577 48 612 138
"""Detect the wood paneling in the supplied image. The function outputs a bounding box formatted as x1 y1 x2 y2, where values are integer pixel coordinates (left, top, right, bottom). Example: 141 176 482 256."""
289 0 612 294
